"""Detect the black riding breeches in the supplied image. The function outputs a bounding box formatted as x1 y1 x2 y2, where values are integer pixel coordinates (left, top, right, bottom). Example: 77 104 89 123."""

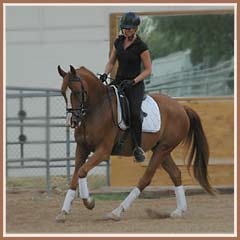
124 82 145 147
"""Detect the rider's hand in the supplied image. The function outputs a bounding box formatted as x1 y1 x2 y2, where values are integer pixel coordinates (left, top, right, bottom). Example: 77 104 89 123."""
99 73 108 82
121 79 134 90
109 80 117 86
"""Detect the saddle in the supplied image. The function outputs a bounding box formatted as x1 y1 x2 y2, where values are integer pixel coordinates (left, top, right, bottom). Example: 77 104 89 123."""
118 88 147 129
111 86 161 155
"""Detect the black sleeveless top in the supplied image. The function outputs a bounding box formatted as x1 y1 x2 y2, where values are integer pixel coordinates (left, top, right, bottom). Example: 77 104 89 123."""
114 35 148 83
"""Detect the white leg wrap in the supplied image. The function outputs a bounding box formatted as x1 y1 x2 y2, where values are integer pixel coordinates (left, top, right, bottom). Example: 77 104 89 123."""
61 189 76 214
120 187 141 211
171 185 187 218
107 187 141 220
175 185 187 211
78 177 89 199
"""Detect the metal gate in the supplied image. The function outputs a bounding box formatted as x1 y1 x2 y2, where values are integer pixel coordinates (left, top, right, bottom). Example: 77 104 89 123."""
6 87 110 195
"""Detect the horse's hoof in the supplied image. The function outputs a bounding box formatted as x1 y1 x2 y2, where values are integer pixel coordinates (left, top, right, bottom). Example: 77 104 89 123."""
83 197 95 210
106 206 123 221
170 209 185 218
106 212 121 221
56 211 67 223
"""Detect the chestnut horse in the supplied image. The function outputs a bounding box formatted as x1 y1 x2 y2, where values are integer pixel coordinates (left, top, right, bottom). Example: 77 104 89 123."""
56 65 213 222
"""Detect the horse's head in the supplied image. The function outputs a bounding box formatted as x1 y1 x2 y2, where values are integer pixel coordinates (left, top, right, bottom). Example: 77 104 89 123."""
58 65 88 128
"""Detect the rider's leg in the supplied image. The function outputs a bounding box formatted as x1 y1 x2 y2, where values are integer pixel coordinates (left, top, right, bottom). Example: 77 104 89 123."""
126 82 145 162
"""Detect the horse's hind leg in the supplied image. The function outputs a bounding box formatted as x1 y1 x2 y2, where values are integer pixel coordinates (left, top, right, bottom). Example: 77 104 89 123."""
161 154 187 217
107 149 165 221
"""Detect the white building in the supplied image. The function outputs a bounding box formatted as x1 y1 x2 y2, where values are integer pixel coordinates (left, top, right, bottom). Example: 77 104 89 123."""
5 4 233 89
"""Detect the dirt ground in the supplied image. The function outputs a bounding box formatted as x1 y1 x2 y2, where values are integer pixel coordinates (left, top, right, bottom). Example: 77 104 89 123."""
6 190 234 234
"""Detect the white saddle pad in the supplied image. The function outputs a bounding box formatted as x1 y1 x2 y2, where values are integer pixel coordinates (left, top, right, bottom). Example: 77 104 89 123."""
111 86 161 133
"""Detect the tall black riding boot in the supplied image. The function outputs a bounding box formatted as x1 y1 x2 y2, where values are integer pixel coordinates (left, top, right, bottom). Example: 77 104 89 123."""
131 129 145 162
133 146 146 162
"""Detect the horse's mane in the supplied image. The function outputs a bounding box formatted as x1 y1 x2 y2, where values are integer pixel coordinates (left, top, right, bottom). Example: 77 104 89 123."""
78 66 99 82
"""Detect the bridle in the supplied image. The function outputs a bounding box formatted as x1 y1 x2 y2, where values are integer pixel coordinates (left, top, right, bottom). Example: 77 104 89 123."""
64 69 117 129
67 74 88 126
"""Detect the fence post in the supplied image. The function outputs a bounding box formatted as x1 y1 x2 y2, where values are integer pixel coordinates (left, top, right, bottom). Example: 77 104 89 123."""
46 91 51 196
19 90 24 166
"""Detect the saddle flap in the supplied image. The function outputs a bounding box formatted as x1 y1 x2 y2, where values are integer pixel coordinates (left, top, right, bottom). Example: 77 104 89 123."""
118 92 130 127
111 86 161 133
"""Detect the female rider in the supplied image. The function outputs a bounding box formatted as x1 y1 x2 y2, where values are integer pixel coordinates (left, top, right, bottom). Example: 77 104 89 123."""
100 12 152 162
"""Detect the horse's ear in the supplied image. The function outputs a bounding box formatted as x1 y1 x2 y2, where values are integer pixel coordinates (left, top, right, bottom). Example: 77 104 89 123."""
70 65 76 76
57 65 67 78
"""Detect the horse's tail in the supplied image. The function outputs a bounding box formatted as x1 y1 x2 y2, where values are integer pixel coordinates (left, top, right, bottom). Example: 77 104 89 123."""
184 105 214 195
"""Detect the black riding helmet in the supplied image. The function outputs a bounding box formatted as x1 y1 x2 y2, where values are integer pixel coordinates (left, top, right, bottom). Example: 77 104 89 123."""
120 12 141 29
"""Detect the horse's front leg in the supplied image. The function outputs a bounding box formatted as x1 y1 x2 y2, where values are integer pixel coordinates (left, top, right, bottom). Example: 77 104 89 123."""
56 143 89 222
77 146 111 210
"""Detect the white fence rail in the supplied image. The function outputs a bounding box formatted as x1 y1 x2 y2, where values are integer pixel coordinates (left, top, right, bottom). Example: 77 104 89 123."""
146 59 234 97
6 87 110 195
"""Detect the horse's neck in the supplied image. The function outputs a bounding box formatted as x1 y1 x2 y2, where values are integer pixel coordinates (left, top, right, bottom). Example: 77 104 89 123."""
87 80 107 106
79 84 117 149
78 67 106 106
78 67 114 121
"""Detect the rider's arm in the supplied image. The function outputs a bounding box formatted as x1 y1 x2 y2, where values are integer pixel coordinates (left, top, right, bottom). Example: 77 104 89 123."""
133 50 152 85
104 46 117 75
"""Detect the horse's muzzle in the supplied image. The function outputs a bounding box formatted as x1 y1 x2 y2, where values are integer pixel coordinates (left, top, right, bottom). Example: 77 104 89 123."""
66 111 83 128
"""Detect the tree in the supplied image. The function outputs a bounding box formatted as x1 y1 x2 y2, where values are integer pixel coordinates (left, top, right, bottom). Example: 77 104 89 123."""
138 13 234 67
